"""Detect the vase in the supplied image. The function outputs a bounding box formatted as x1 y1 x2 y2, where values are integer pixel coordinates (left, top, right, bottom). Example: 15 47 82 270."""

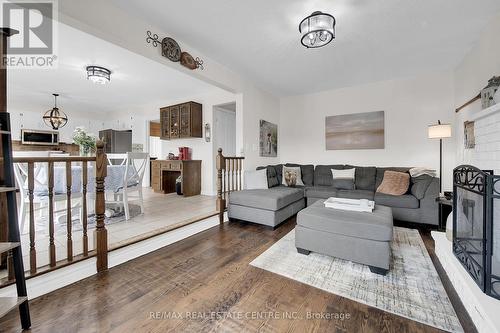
79 145 91 157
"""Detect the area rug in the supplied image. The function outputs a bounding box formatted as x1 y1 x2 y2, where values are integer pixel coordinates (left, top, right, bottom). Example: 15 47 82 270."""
250 227 463 333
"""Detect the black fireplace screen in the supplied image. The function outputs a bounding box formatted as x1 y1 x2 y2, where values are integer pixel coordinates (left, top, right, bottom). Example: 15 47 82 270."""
453 165 499 300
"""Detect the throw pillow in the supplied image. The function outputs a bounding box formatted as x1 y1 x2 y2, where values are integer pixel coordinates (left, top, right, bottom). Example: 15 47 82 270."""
244 169 268 190
331 168 355 190
282 166 304 187
376 171 410 196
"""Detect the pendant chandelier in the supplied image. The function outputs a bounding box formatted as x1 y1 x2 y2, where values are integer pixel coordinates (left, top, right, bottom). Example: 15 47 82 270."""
299 11 336 48
43 93 68 130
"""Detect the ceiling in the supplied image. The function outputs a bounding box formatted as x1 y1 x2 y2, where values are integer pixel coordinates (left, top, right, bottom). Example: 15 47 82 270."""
7 22 221 117
112 0 500 96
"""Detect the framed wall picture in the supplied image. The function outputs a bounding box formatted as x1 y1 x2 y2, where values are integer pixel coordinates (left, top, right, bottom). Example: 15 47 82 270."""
259 120 277 157
464 121 475 149
325 111 385 150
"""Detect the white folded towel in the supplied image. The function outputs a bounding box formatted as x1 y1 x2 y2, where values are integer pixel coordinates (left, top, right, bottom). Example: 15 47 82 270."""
409 167 436 178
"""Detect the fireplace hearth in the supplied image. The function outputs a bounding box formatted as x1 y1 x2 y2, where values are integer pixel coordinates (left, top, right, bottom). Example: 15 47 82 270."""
453 165 500 300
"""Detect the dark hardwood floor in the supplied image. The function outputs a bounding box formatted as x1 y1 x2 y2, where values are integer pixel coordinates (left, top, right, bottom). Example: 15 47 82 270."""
1 218 476 333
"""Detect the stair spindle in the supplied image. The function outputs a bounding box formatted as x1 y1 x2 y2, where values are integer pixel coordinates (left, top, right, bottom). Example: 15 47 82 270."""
27 162 36 274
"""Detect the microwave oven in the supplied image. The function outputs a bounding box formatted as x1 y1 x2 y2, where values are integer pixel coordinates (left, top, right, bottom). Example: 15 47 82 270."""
21 129 59 145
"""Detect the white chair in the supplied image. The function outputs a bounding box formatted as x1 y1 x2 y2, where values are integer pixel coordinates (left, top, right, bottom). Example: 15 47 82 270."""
106 153 127 166
107 152 149 220
13 151 80 233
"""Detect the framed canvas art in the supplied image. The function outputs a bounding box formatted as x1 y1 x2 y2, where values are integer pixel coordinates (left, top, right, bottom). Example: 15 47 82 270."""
325 111 385 150
259 120 277 157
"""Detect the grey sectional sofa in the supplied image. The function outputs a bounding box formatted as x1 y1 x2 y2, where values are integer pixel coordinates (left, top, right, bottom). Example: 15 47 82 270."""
227 163 439 228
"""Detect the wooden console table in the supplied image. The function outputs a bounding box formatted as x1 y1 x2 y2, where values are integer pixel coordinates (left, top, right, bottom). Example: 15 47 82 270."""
151 160 201 197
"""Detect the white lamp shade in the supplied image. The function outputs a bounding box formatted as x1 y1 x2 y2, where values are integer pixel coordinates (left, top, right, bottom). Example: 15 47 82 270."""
428 123 452 139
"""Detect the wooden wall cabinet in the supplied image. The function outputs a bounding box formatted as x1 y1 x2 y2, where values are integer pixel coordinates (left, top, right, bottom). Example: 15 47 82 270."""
160 101 202 140
151 160 201 197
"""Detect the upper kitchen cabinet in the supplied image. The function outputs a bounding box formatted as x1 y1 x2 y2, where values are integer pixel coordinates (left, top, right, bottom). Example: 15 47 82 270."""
160 102 202 140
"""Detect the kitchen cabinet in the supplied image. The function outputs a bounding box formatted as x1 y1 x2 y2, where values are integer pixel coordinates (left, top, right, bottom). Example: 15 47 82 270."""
160 102 202 140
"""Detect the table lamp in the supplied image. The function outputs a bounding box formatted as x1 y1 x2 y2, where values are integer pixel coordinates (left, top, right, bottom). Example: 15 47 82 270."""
428 120 452 193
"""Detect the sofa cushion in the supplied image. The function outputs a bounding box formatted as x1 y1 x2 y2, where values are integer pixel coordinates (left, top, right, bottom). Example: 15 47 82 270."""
375 167 411 189
285 163 314 186
346 165 377 191
374 193 419 209
411 175 433 199
229 186 304 211
305 185 338 199
297 200 393 241
376 171 410 196
314 165 345 186
336 189 375 200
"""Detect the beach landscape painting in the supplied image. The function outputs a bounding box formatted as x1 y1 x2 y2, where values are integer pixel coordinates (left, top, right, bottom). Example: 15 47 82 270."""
325 111 385 150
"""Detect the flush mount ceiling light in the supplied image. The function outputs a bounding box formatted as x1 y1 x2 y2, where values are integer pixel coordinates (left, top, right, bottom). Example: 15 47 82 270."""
86 65 111 84
299 11 336 48
43 93 68 130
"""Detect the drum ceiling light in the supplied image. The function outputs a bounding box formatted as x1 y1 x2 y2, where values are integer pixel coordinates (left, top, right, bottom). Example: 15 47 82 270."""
299 11 336 48
86 65 111 84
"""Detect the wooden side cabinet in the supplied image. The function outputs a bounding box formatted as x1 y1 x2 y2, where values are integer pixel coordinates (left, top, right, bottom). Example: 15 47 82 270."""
151 160 201 197
160 101 202 140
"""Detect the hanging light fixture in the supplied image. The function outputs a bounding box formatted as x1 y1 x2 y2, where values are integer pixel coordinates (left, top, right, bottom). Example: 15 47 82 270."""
86 65 111 84
43 93 68 130
299 11 336 48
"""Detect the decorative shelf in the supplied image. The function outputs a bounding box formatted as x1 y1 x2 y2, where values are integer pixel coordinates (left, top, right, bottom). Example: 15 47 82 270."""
470 103 500 121
0 297 27 318
0 242 20 254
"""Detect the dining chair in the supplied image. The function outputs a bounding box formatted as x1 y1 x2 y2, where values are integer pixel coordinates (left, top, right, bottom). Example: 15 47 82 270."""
107 152 149 220
106 153 127 166
13 151 80 233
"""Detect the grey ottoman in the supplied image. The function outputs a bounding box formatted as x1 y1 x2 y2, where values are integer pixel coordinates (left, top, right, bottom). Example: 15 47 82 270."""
295 200 393 275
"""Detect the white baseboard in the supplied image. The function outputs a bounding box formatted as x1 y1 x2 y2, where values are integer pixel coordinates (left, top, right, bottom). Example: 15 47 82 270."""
0 257 97 299
432 231 500 333
108 215 220 268
0 213 225 300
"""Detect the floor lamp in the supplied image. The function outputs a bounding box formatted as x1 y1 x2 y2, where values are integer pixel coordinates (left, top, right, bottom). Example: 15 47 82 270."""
428 120 452 194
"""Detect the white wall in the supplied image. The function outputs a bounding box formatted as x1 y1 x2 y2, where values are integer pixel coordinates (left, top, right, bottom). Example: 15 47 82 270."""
280 71 456 190
454 12 500 172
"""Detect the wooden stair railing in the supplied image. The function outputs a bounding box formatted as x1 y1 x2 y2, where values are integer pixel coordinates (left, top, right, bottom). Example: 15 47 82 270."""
5 141 108 282
216 148 244 223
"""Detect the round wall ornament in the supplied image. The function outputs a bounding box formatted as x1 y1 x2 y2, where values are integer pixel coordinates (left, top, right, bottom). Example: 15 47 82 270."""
161 37 181 62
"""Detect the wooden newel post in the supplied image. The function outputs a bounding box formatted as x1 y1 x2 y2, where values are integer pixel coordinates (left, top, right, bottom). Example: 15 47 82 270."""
216 148 226 224
94 140 108 272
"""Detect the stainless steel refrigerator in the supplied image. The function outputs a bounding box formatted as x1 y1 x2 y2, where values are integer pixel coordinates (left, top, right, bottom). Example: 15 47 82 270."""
99 129 132 153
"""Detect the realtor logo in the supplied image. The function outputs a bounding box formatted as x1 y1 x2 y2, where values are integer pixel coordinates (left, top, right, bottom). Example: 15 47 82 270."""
1 0 58 68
